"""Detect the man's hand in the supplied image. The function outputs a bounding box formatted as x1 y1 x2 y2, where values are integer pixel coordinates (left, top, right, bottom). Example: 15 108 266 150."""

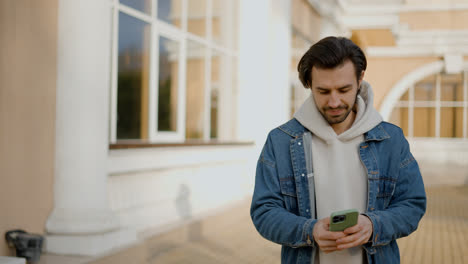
312 217 346 253
335 215 373 250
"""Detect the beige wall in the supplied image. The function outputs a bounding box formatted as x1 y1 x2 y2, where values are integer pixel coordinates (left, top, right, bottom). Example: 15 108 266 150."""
365 57 440 108
0 0 57 256
405 0 468 5
291 0 321 42
400 10 468 30
351 29 396 47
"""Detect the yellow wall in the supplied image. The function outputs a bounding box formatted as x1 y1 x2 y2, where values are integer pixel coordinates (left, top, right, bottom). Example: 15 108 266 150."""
351 29 396 47
365 57 440 108
0 0 57 256
400 10 468 30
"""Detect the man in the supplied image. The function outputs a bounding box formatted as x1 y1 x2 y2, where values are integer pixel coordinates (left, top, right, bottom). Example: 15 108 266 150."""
250 36 426 264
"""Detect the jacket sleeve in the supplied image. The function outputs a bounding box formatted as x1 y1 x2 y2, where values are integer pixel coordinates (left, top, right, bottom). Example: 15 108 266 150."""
363 132 427 249
250 133 316 248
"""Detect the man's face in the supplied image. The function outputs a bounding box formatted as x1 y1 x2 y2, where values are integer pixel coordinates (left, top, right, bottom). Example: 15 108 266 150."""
310 60 363 125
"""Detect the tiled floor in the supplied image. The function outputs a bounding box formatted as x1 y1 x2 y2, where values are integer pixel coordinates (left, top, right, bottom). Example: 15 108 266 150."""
398 186 468 264
88 185 468 264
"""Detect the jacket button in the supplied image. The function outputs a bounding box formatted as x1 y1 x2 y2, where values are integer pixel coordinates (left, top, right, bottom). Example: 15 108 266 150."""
301 173 305 177
306 209 309 212
298 142 302 145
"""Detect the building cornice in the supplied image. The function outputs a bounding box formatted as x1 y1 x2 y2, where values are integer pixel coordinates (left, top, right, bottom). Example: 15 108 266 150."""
366 29 468 57
366 46 468 57
307 0 349 36
342 3 468 15
341 2 468 31
307 0 342 18
341 14 399 30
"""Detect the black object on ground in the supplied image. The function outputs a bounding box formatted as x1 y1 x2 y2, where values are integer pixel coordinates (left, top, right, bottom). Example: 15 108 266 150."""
5 229 44 263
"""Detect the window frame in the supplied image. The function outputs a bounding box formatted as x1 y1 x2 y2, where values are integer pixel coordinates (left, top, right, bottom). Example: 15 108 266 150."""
393 70 468 139
109 0 238 144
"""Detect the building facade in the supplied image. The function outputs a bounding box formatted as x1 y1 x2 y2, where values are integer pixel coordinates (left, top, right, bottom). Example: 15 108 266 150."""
1 0 467 259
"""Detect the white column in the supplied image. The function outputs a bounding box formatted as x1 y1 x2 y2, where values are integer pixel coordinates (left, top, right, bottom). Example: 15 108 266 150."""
237 0 291 146
45 0 136 256
237 0 291 196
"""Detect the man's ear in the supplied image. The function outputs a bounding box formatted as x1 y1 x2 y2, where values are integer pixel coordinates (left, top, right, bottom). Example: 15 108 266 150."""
358 70 365 85
356 71 365 95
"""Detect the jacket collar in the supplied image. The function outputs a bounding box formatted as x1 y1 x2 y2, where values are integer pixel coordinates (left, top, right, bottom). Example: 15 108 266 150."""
364 123 391 142
279 118 390 141
278 119 307 138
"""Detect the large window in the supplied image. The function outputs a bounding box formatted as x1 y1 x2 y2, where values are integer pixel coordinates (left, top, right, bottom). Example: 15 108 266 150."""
110 0 238 143
289 0 321 116
389 71 468 139
290 29 312 117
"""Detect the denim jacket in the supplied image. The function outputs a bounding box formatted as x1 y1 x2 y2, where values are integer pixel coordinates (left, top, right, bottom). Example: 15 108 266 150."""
250 118 426 264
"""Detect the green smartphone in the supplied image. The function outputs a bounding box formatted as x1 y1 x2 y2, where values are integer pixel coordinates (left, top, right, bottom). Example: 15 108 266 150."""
329 209 359 231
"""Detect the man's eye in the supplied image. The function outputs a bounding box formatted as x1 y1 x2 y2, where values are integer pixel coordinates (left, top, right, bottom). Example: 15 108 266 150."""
318 90 329 94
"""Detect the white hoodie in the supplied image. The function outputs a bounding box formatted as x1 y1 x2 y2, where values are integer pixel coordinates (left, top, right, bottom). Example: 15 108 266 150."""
293 81 382 264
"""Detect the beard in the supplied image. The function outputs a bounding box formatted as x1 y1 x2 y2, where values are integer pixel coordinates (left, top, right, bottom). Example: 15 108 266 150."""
319 104 353 125
319 89 359 125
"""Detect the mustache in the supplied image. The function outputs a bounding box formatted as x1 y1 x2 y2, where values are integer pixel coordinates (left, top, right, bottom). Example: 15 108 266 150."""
323 105 347 111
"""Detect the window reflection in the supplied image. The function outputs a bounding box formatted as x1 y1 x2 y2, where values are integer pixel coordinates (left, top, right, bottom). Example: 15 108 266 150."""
158 37 179 132
210 51 224 139
391 72 467 139
413 107 436 137
210 89 218 139
390 107 409 137
113 0 238 142
188 0 207 37
117 12 150 140
158 0 182 27
414 75 435 101
212 0 239 48
289 0 317 117
441 107 464 138
210 54 219 139
290 29 312 116
441 73 463 101
212 0 223 45
186 40 206 139
120 0 151 14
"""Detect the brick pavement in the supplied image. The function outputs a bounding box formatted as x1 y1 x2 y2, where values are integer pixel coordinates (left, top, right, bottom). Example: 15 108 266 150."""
89 185 468 264
398 186 468 264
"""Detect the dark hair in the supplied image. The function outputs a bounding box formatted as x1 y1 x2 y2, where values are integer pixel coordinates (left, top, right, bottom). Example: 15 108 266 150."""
297 36 367 88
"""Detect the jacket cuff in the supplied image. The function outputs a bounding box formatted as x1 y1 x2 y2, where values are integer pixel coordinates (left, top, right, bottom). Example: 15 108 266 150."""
301 218 317 247
361 212 379 254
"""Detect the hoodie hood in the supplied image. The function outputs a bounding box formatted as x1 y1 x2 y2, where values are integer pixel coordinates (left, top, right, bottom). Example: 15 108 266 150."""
293 81 383 143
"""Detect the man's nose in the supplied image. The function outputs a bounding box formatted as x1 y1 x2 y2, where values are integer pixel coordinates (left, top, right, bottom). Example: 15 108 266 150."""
328 93 341 108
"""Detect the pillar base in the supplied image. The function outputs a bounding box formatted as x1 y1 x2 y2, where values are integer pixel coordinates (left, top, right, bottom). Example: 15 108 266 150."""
0 257 26 264
45 228 137 256
46 208 120 235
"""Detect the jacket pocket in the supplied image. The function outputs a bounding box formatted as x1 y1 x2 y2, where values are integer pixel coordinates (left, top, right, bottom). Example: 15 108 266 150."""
375 176 396 208
279 176 298 212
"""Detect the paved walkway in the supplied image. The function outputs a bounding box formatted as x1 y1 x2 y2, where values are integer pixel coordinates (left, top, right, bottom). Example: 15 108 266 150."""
397 186 467 264
88 185 468 264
